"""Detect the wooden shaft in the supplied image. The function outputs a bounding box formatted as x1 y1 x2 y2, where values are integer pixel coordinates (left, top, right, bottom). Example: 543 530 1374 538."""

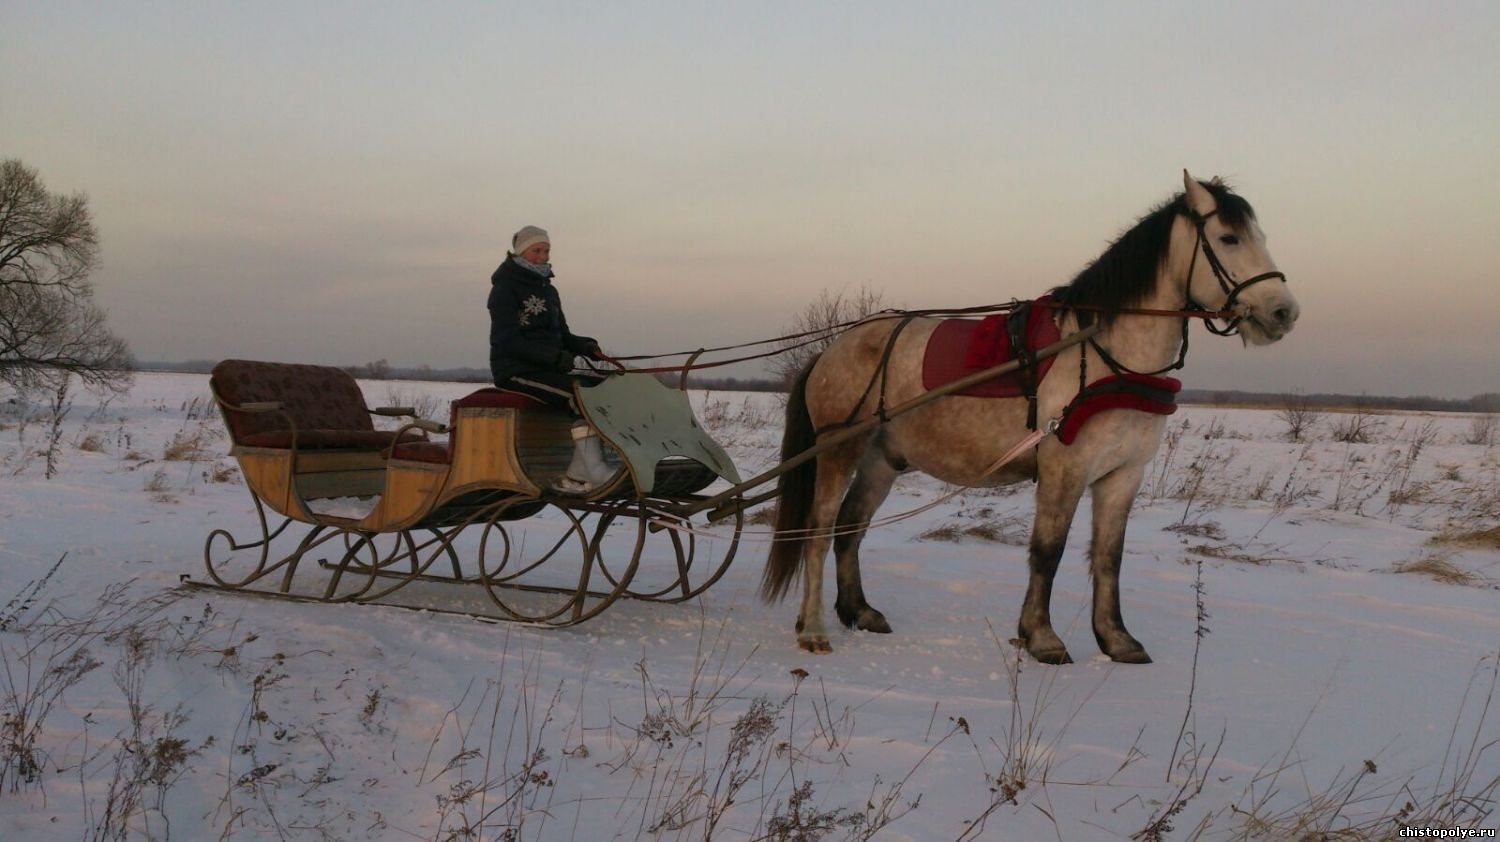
682 324 1099 516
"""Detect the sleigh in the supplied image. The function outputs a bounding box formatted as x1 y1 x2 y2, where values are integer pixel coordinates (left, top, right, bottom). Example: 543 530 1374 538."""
189 360 745 625
189 319 1106 628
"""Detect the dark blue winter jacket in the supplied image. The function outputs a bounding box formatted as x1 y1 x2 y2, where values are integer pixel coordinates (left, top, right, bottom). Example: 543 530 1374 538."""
487 257 598 384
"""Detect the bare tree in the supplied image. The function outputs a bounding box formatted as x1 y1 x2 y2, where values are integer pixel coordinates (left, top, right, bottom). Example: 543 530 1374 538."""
770 285 889 388
1275 391 1321 442
0 159 132 396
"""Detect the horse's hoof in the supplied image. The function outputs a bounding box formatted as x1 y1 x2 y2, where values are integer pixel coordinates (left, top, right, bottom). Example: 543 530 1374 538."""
1020 629 1073 665
798 637 833 654
856 609 892 634
1029 647 1073 665
1109 648 1153 664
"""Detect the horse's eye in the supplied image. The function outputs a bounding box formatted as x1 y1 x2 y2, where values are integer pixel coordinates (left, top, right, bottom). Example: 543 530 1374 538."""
1218 234 1240 246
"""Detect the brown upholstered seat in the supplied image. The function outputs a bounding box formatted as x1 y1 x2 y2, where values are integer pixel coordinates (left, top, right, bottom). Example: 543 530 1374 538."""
211 359 423 452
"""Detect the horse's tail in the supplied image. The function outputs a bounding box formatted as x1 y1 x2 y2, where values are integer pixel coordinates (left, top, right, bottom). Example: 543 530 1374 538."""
762 355 821 603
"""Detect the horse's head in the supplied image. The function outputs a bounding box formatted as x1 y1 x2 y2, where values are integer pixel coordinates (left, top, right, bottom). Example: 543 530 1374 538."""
1181 171 1300 346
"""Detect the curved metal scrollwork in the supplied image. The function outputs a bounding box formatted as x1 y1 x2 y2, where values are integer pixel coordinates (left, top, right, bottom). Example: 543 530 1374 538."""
195 485 747 627
474 499 647 625
590 502 744 603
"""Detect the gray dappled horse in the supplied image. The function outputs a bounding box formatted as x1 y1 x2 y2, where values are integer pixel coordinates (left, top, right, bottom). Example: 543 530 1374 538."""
763 173 1299 664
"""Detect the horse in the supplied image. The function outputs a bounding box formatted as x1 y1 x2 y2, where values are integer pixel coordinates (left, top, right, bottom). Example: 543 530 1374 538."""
763 172 1299 664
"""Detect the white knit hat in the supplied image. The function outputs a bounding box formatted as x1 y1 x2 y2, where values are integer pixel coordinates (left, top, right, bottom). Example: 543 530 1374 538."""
512 225 550 255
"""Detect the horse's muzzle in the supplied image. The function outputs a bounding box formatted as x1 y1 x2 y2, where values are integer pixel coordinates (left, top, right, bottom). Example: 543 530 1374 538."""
1242 298 1299 344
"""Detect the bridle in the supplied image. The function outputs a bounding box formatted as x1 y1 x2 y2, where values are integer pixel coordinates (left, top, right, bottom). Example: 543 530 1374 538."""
1077 202 1291 379
1186 207 1289 337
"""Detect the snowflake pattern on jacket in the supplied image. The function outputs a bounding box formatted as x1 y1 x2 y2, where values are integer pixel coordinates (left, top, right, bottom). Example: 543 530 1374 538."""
519 295 547 327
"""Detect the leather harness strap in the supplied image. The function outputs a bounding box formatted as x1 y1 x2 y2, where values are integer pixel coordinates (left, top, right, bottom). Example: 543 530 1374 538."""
815 314 918 437
1004 301 1041 430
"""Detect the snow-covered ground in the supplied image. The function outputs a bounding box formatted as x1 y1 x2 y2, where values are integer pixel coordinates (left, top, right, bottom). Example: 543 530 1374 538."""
1 373 1496 840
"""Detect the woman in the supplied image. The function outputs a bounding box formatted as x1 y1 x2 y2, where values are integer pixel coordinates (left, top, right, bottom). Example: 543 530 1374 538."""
488 225 615 492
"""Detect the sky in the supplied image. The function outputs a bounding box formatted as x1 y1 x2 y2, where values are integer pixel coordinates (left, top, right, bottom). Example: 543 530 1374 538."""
3 1 1498 398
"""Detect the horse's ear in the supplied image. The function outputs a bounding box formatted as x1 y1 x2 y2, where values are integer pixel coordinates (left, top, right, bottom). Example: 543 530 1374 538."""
1182 170 1215 217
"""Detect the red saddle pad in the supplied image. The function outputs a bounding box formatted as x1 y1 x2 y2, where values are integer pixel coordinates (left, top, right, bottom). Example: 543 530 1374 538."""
921 301 1062 398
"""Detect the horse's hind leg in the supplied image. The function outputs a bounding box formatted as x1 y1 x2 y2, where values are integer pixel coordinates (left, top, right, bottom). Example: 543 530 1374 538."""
833 448 900 634
797 440 867 653
1088 466 1152 663
1019 476 1087 665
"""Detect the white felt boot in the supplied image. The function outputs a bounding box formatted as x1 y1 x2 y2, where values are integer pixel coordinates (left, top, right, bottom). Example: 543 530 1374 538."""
556 423 616 493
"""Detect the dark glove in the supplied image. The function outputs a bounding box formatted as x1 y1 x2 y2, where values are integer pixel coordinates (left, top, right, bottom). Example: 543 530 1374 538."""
553 350 575 372
583 341 602 360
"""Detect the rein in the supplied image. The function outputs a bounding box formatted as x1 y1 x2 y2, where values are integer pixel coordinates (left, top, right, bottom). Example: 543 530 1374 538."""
593 204 1285 379
596 301 1232 377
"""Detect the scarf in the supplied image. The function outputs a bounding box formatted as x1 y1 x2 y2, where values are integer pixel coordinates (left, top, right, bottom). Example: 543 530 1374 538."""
512 254 554 279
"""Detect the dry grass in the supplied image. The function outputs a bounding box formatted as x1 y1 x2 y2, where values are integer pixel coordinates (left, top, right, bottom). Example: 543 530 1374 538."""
143 468 177 503
1199 651 1500 839
142 468 169 493
1387 480 1433 506
162 428 207 461
1187 543 1290 566
1428 525 1500 552
920 523 985 542
918 521 1022 544
1331 411 1382 444
1466 414 1496 447
918 507 1027 544
1392 555 1481 587
1166 521 1227 540
77 433 105 453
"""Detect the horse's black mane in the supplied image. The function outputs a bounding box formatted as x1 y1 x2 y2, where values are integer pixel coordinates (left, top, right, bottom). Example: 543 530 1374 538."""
1052 180 1256 317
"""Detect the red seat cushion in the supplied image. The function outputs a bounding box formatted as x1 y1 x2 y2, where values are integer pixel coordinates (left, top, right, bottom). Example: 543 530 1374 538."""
389 440 451 463
453 388 549 410
386 389 547 465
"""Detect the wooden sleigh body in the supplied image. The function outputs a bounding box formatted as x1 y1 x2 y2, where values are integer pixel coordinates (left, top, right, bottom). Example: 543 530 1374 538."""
191 360 744 626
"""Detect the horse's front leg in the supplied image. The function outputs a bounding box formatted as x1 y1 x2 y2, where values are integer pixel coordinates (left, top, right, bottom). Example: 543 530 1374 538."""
1019 477 1086 665
1088 465 1152 663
